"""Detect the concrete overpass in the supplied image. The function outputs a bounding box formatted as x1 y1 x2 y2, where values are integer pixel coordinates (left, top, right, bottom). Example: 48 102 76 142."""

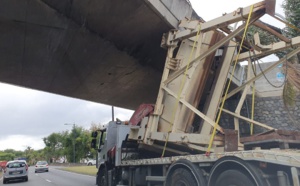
0 0 203 110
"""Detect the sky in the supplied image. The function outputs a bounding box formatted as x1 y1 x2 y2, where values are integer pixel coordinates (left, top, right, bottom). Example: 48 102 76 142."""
0 83 134 151
0 0 285 151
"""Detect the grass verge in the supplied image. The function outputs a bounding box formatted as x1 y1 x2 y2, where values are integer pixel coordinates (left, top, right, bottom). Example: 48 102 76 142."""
0 171 2 179
60 166 97 176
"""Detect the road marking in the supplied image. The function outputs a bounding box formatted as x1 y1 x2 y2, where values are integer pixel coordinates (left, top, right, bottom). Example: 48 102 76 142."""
46 179 52 182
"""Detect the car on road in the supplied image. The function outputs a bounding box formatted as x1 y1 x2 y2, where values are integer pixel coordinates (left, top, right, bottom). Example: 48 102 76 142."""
35 161 49 173
86 159 96 166
2 160 28 184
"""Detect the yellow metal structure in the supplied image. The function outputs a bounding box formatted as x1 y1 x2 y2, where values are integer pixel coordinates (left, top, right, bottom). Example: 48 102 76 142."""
128 0 300 154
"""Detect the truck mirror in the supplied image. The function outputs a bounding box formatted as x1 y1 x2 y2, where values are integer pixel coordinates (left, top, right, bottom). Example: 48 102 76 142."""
91 131 98 138
91 139 97 149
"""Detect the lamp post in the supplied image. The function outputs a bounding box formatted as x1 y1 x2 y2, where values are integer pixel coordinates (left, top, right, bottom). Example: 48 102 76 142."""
64 123 76 163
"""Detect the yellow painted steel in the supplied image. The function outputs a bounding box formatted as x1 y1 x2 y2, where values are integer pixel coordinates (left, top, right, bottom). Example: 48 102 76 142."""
206 5 255 156
161 24 202 157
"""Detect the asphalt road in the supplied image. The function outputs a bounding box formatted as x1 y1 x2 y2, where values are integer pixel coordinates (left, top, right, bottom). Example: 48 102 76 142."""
0 166 96 186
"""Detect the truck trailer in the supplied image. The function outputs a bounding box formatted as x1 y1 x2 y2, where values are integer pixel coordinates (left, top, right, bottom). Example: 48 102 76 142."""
91 0 300 185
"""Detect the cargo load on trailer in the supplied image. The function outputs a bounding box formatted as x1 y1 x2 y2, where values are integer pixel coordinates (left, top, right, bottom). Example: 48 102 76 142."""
91 0 300 185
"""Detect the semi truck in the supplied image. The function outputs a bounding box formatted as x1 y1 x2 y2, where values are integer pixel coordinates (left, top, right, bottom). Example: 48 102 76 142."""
91 0 300 185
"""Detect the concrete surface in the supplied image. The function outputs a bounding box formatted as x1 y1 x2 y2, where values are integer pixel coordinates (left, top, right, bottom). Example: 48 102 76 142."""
0 0 200 110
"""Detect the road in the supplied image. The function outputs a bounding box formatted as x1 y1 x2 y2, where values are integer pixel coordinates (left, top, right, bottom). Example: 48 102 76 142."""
0 166 96 186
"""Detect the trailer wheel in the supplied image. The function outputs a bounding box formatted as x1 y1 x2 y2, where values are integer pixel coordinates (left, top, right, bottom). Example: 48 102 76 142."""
215 169 255 186
165 159 206 186
97 166 108 186
166 168 198 186
208 156 268 186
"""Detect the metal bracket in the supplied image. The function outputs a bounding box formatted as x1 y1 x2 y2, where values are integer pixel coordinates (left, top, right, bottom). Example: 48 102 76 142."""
166 58 181 70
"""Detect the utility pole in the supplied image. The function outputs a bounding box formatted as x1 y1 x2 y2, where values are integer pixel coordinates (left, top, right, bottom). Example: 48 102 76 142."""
112 106 115 121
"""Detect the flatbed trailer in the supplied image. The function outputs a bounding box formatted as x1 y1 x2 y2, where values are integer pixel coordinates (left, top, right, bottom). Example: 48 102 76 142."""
93 122 300 186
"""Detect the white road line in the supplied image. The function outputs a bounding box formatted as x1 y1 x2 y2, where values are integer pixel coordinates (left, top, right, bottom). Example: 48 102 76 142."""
46 179 52 182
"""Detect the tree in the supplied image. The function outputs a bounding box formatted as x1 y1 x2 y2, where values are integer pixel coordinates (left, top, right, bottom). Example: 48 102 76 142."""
63 126 93 163
281 0 300 107
43 132 64 163
0 152 15 161
24 146 33 164
282 0 300 42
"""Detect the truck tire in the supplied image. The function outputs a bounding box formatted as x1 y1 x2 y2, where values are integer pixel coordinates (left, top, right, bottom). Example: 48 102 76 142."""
97 166 108 186
208 156 268 186
166 168 198 186
215 169 255 186
165 159 206 186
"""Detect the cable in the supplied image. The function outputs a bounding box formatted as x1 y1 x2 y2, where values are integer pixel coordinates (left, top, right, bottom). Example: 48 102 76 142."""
246 34 288 88
251 50 288 88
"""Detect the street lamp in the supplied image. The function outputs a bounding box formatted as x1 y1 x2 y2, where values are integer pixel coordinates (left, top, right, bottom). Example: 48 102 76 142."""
64 123 76 163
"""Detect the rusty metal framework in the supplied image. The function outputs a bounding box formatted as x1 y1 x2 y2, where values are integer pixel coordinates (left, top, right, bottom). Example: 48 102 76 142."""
128 0 300 154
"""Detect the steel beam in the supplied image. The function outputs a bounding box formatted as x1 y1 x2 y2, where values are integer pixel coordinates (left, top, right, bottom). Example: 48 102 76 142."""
227 46 300 100
163 14 263 85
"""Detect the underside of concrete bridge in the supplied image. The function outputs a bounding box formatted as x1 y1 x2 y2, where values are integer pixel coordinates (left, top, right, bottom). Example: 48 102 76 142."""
0 0 200 110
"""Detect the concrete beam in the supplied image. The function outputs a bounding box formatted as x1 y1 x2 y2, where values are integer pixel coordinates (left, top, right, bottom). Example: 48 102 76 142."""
0 0 200 110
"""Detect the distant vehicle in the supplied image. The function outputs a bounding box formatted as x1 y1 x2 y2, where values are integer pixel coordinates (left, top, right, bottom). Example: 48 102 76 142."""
0 161 7 170
35 161 49 173
86 159 96 166
2 160 28 184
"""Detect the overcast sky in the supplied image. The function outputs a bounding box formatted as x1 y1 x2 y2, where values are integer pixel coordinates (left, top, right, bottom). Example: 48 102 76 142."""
0 0 284 151
0 83 134 151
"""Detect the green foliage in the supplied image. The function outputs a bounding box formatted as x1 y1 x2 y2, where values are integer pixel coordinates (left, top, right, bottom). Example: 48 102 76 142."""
0 152 15 161
0 123 100 164
43 132 64 163
42 124 96 163
63 126 93 163
282 0 300 63
283 81 296 106
0 149 25 161
282 0 300 38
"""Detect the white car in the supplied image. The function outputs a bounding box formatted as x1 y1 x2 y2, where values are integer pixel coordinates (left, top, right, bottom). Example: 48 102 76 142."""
86 159 96 166
3 160 28 184
35 161 49 173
